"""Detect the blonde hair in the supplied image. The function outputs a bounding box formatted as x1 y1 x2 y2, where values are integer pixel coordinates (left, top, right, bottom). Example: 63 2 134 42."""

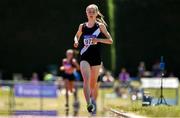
86 4 107 26
66 49 74 54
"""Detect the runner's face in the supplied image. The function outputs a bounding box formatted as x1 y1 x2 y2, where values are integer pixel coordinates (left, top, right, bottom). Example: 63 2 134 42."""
66 53 73 59
86 8 97 20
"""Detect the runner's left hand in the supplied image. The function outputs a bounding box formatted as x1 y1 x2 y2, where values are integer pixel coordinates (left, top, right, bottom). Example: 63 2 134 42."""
91 38 98 45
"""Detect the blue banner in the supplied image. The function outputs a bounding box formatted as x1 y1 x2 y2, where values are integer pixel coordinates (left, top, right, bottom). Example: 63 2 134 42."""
14 83 57 98
14 110 57 116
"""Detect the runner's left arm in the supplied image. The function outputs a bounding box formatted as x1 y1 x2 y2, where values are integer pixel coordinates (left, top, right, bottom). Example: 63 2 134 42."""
92 23 113 44
72 59 80 70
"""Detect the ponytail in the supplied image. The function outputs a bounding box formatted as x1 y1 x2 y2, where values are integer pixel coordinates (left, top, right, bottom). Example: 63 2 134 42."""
96 10 107 26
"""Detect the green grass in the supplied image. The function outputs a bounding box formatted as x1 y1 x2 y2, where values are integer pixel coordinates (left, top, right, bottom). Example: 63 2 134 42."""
114 102 180 117
109 87 180 117
1 85 180 117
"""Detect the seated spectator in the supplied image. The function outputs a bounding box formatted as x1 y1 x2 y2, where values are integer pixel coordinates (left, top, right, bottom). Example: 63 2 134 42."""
102 71 114 82
138 61 146 77
31 72 39 84
118 68 130 85
152 61 161 77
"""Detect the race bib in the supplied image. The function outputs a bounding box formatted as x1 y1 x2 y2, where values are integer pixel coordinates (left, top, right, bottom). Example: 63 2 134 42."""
83 35 96 46
80 28 100 55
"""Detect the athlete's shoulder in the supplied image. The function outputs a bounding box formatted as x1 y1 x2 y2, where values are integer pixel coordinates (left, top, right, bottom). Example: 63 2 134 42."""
79 23 84 27
62 58 67 62
96 22 107 32
96 22 106 30
72 58 77 63
96 22 104 26
79 23 86 27
78 23 86 31
98 22 106 28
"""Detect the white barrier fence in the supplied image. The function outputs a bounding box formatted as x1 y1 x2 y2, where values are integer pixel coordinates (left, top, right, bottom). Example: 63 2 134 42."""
141 77 179 105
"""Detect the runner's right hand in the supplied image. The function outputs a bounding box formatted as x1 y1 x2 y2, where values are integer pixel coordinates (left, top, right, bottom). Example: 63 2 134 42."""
74 42 79 48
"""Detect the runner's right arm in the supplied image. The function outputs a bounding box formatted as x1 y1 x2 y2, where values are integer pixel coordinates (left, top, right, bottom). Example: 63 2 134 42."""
74 24 83 48
59 59 65 71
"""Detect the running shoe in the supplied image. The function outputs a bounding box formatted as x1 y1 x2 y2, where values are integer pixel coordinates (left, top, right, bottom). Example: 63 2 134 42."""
87 103 95 113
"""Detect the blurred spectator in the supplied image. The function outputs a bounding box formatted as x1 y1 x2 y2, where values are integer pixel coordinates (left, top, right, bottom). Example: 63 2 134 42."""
13 73 23 81
102 71 114 82
118 68 130 84
98 63 106 82
137 61 152 77
113 80 128 98
73 71 81 81
113 80 121 97
152 61 161 77
31 72 39 84
138 61 146 77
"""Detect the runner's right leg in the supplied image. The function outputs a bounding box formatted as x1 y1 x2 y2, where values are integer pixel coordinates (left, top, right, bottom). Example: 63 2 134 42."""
80 61 95 113
65 79 69 116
